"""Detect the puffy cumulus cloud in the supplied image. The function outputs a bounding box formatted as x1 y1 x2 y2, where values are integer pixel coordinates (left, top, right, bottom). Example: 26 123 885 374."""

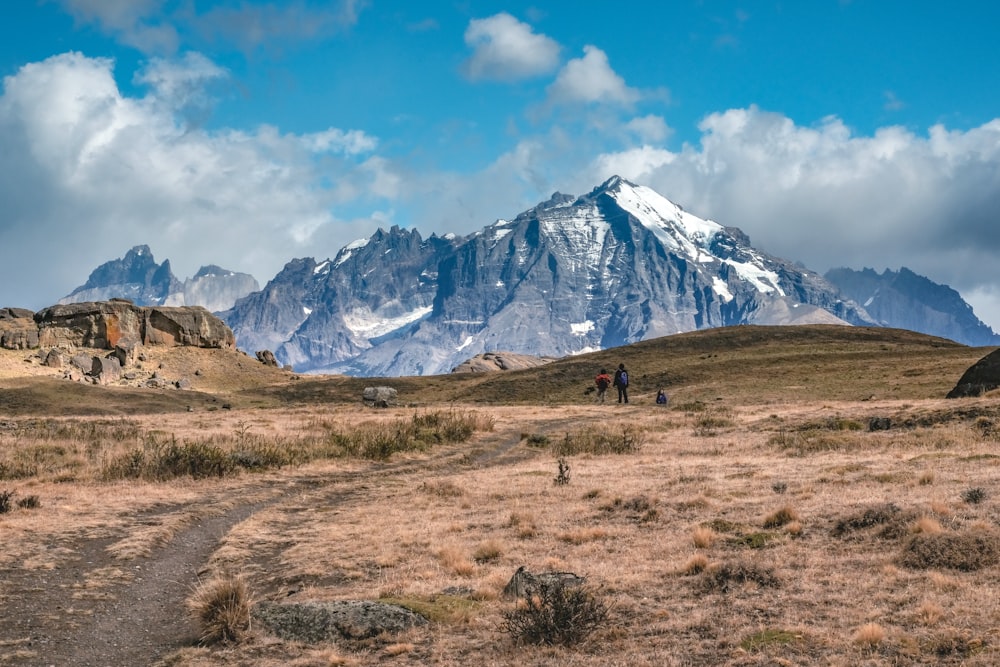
587 106 1000 329
546 45 640 107
625 115 672 143
0 52 381 310
462 12 561 82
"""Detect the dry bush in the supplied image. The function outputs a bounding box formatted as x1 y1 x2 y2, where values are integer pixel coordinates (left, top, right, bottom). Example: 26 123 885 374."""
762 504 799 528
703 560 780 592
692 526 716 548
831 503 908 538
916 601 944 625
913 516 943 535
682 554 709 575
554 423 645 456
853 622 886 646
961 487 988 504
898 531 1000 571
0 489 13 513
506 511 537 539
785 520 803 537
472 540 504 564
918 469 935 485
500 583 610 646
187 573 252 645
437 546 475 576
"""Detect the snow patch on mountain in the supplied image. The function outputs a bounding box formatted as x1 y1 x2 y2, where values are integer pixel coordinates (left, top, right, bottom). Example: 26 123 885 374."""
343 304 433 339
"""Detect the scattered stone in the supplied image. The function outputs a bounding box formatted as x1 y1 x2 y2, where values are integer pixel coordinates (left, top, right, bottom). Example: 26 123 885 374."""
502 566 585 600
362 386 398 408
175 378 192 390
253 600 428 643
70 354 94 374
256 350 279 367
91 356 122 385
43 349 64 368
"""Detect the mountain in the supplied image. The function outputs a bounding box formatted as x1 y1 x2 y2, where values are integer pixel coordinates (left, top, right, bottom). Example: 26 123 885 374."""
824 266 1000 346
60 246 259 313
220 227 461 373
222 176 878 376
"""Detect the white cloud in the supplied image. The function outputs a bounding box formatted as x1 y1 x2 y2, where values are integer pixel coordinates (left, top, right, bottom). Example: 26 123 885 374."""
0 52 382 310
301 128 377 155
589 106 1000 329
546 45 640 106
462 13 561 82
625 115 671 143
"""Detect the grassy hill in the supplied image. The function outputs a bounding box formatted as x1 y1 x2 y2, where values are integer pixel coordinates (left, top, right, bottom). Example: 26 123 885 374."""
0 325 993 416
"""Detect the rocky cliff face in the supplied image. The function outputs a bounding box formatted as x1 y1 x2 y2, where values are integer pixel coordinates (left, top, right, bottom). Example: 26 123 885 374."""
60 246 258 313
221 227 461 371
223 177 878 376
32 301 235 350
825 267 1000 346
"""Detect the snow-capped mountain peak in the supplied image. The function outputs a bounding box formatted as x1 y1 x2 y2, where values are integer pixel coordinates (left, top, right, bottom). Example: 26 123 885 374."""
222 177 878 376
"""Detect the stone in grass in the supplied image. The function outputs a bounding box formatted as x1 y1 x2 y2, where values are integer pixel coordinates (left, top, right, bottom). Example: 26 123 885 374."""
253 600 428 642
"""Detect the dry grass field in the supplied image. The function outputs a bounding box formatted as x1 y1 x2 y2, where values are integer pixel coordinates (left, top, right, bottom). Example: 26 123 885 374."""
1 325 999 666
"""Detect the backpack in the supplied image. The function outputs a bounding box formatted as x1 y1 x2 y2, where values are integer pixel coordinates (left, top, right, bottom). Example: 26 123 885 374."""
596 375 610 390
619 370 628 387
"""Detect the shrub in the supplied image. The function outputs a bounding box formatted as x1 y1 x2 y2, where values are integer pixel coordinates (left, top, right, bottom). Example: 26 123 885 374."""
763 505 799 529
554 458 570 485
832 503 903 537
703 560 780 592
554 423 645 456
853 622 886 647
501 583 610 646
961 487 987 504
187 573 252 645
17 494 40 510
741 628 802 652
898 532 1000 571
0 489 13 514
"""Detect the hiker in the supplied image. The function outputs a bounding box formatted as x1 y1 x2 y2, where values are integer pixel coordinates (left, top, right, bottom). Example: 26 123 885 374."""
612 363 629 404
656 388 668 405
594 368 612 403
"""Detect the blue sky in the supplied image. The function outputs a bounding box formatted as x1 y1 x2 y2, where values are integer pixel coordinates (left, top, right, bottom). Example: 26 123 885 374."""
2 1 1000 330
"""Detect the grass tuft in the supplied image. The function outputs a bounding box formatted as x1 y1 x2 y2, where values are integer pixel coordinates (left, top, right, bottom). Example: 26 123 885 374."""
187 573 252 645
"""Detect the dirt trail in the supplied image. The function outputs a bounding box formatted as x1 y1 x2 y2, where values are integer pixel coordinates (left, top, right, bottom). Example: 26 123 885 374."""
0 422 548 666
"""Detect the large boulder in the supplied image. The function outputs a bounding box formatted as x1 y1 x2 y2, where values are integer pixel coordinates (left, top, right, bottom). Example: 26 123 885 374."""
144 306 235 348
362 386 398 408
947 348 1000 398
33 301 235 350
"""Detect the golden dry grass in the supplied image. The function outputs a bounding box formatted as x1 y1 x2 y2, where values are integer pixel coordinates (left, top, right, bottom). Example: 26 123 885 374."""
2 326 1000 665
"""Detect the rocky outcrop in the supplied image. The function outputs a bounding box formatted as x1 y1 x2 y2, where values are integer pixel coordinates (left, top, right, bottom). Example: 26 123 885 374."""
451 352 556 373
0 308 39 350
253 601 427 642
34 301 235 350
947 348 1000 398
502 566 585 600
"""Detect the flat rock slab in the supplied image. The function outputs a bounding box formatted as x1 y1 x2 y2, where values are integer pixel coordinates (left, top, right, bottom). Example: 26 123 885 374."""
254 600 428 642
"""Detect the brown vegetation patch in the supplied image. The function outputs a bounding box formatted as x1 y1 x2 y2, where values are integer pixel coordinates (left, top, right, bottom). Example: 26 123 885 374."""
831 503 918 539
702 560 780 592
898 531 1000 571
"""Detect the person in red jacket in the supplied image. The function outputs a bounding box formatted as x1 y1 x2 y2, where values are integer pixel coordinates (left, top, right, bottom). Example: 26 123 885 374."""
594 368 612 403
